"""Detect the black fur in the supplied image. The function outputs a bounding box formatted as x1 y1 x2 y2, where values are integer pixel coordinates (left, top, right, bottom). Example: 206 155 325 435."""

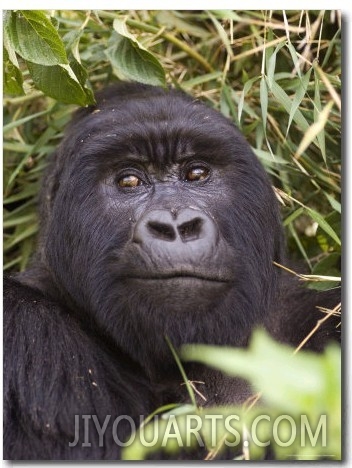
4 83 340 460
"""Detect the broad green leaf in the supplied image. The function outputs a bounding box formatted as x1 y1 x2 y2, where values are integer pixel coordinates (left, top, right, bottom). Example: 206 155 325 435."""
182 330 341 413
63 29 84 63
105 21 165 87
26 61 95 106
62 30 93 105
68 55 94 101
4 10 68 66
3 46 24 95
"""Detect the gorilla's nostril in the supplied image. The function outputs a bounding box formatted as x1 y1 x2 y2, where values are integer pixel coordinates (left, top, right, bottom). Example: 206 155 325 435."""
147 221 176 241
177 217 203 242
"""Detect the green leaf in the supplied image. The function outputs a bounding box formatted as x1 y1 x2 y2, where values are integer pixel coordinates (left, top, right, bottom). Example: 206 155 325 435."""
181 71 222 89
286 41 302 78
316 211 341 253
283 206 305 226
68 55 95 102
4 223 38 249
105 20 165 87
4 10 68 66
305 206 341 247
253 149 289 167
268 79 310 133
314 69 327 162
308 253 341 291
288 223 312 269
207 11 233 58
238 76 259 122
3 109 50 134
287 67 312 135
3 46 24 95
182 330 341 413
156 11 210 38
295 101 333 160
4 213 37 229
266 42 286 89
325 193 341 214
321 28 341 69
260 76 268 131
26 61 95 106
63 29 84 63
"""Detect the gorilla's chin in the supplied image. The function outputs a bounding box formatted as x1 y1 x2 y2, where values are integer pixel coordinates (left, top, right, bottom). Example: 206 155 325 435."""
124 277 232 309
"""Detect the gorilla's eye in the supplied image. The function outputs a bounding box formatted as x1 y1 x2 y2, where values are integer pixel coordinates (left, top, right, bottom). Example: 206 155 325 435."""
117 175 142 188
185 166 210 182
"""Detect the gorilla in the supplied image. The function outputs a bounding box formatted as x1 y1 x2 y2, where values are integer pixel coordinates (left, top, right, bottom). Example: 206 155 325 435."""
4 82 340 460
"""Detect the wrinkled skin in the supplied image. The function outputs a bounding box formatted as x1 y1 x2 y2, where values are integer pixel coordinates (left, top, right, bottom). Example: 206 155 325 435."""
4 83 340 460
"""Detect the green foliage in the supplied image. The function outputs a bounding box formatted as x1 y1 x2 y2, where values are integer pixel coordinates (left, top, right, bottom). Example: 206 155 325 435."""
122 330 341 460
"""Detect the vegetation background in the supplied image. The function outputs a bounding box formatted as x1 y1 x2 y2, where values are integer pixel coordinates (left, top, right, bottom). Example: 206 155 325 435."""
3 10 341 460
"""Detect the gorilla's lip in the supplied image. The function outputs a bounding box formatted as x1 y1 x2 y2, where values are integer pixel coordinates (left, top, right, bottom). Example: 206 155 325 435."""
125 272 231 283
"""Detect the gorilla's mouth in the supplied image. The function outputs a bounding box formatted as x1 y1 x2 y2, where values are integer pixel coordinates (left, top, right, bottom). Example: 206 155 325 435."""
125 272 231 283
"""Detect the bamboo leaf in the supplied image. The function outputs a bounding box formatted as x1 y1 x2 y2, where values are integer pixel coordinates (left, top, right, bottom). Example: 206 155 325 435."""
287 68 312 135
269 80 310 133
305 206 341 246
295 101 334 160
238 76 260 122
260 76 268 132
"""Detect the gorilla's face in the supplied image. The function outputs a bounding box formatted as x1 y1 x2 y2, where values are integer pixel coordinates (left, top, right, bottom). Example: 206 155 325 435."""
44 84 283 365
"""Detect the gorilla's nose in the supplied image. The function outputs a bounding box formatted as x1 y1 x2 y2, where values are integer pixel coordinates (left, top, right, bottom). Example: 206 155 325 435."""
133 208 218 260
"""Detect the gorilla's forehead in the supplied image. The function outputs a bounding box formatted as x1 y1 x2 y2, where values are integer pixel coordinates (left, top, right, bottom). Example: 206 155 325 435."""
72 97 246 168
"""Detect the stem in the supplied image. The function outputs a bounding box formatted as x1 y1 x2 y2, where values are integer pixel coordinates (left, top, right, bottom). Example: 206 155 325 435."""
3 90 44 106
